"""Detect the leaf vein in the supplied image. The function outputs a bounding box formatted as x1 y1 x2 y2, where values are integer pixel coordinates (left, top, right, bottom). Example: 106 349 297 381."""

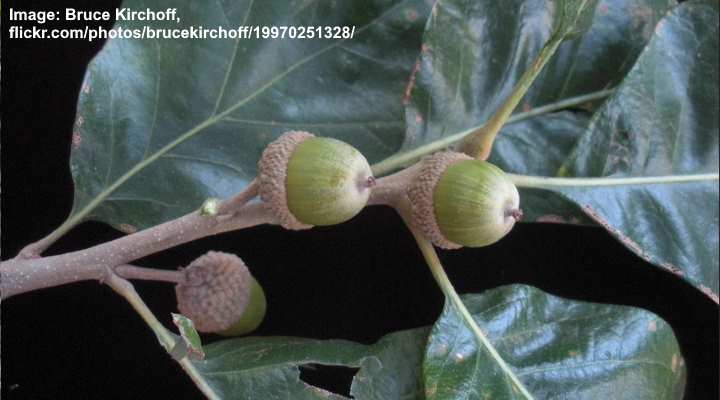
142 39 162 159
211 0 255 116
161 153 247 175
105 196 179 209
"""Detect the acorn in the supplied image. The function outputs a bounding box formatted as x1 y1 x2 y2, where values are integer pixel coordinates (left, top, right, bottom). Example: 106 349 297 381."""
258 131 375 230
407 151 522 249
175 251 266 336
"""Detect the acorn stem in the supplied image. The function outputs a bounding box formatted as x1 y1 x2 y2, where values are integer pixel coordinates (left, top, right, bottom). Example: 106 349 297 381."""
216 179 259 215
355 175 377 192
367 163 421 207
114 265 186 284
364 176 377 188
398 201 535 400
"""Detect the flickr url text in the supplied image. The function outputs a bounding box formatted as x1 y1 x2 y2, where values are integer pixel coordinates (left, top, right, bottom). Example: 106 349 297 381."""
7 25 357 42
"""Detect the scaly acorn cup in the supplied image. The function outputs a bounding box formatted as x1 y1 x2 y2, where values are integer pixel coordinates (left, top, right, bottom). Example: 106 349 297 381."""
407 151 522 249
258 131 375 229
175 251 266 336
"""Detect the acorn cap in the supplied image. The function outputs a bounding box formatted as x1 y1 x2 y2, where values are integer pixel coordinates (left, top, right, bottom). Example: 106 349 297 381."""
176 251 254 333
258 131 315 230
407 151 471 249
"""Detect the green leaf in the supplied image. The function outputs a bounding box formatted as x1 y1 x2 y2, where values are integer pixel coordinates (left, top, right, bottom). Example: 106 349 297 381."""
515 0 719 301
553 0 601 39
171 313 205 361
392 0 719 300
188 285 684 399
403 0 674 151
424 285 686 400
452 0 600 159
68 0 431 232
192 331 427 399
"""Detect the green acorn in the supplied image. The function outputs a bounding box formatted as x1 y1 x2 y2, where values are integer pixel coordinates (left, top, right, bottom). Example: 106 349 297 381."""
175 251 266 336
407 151 522 249
258 131 374 230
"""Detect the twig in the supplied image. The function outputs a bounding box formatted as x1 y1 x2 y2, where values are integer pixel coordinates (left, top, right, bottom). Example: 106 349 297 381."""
104 271 220 400
1 170 416 298
1 202 274 298
16 180 261 260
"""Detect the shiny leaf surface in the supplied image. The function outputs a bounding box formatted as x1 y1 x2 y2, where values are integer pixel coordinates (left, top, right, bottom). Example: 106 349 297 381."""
541 0 719 300
424 285 686 400
403 0 674 151
490 111 594 224
193 330 426 399
553 0 601 39
400 0 718 300
70 0 430 231
190 285 684 399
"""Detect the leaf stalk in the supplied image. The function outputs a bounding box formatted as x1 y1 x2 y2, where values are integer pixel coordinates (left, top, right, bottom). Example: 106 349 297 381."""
509 173 720 188
104 272 220 400
371 89 613 176
398 202 535 400
457 34 564 159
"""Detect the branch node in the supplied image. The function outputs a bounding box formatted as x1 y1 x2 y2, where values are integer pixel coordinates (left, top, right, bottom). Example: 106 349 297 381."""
199 198 221 216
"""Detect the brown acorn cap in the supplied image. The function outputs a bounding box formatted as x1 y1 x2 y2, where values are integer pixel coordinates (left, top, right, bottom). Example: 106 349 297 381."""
257 131 314 230
175 251 252 333
406 151 472 249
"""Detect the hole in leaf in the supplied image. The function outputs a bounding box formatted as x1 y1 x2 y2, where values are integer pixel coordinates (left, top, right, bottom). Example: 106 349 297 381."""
298 364 359 397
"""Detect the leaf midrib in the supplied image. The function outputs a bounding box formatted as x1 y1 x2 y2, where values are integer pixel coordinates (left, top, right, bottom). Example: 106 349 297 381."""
509 172 719 188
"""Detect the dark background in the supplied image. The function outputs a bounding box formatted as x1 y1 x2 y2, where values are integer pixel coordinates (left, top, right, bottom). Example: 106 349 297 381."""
1 0 717 399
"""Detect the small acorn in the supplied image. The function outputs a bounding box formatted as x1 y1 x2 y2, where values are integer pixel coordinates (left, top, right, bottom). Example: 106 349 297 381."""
175 251 266 336
258 131 375 230
407 151 522 249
